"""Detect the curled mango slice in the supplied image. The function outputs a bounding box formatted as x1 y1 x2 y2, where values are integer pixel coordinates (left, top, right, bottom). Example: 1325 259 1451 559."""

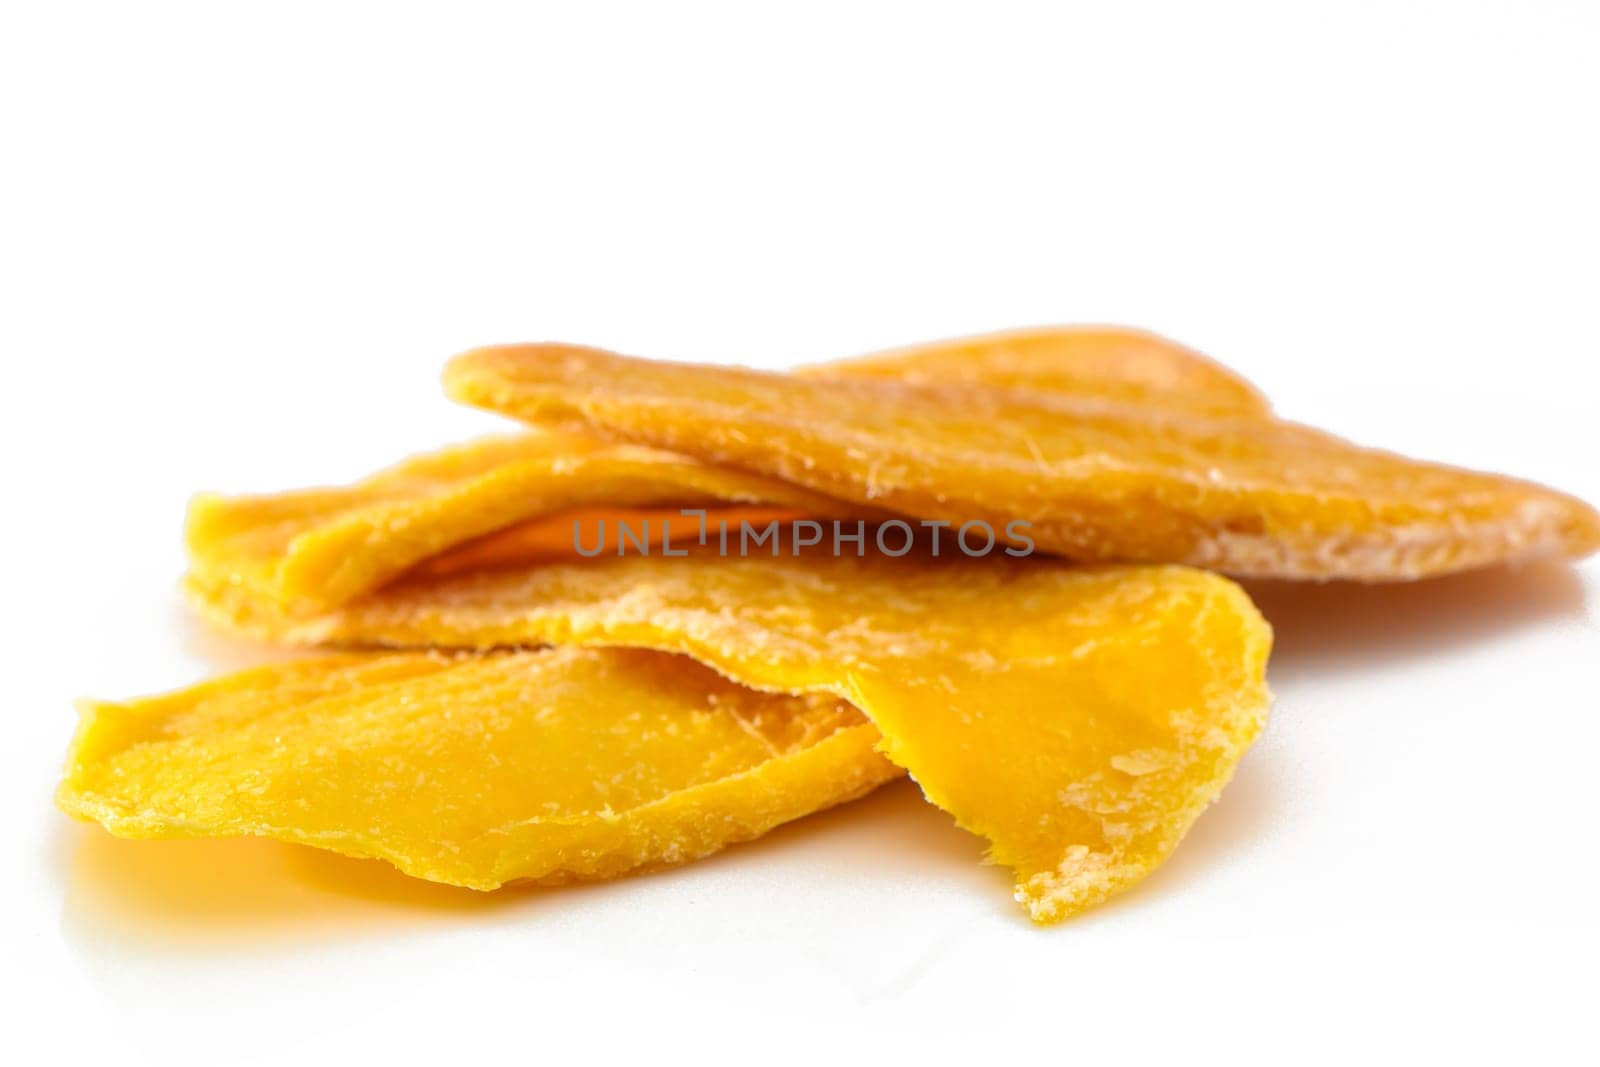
444 343 1600 580
187 327 1263 622
411 505 817 578
57 646 900 888
239 549 1272 922
186 431 861 621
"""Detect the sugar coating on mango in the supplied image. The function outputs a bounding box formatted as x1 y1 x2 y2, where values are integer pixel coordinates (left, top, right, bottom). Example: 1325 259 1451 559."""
444 343 1600 580
249 549 1273 922
186 327 1265 621
58 647 901 889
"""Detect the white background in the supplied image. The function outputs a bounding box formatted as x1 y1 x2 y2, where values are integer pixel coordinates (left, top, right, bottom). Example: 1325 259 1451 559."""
4 2 1597 1063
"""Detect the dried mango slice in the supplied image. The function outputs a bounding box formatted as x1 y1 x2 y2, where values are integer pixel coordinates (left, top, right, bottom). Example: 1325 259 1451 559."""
412 505 815 578
187 327 1267 621
259 549 1272 922
57 646 900 888
445 344 1600 580
186 430 866 621
808 324 1270 416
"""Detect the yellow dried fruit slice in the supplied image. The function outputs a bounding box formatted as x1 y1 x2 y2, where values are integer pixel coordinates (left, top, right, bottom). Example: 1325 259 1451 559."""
412 505 816 578
252 549 1272 922
186 430 866 621
58 646 900 889
187 327 1266 620
809 324 1270 416
445 344 1600 580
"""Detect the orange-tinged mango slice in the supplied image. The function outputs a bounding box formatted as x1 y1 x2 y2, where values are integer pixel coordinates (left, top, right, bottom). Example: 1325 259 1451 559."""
57 646 900 889
444 344 1600 580
230 549 1272 922
185 431 865 621
411 505 816 578
186 327 1266 621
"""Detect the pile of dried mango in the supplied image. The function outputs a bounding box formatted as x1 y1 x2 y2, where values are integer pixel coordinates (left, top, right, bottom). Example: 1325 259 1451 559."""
58 328 1600 922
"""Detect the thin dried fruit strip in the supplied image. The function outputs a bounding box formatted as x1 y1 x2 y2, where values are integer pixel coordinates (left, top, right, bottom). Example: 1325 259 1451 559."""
186 430 864 621
267 549 1272 922
809 325 1270 416
411 505 815 578
445 344 1600 580
187 328 1266 620
57 647 900 889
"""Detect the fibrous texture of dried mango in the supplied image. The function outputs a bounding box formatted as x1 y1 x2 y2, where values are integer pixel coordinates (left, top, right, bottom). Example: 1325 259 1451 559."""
187 327 1262 626
58 646 900 888
226 548 1272 922
444 343 1600 580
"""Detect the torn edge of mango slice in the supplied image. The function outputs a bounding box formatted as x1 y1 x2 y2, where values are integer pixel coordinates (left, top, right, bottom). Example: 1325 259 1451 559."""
57 646 902 889
219 549 1273 922
443 343 1600 581
185 326 1270 621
